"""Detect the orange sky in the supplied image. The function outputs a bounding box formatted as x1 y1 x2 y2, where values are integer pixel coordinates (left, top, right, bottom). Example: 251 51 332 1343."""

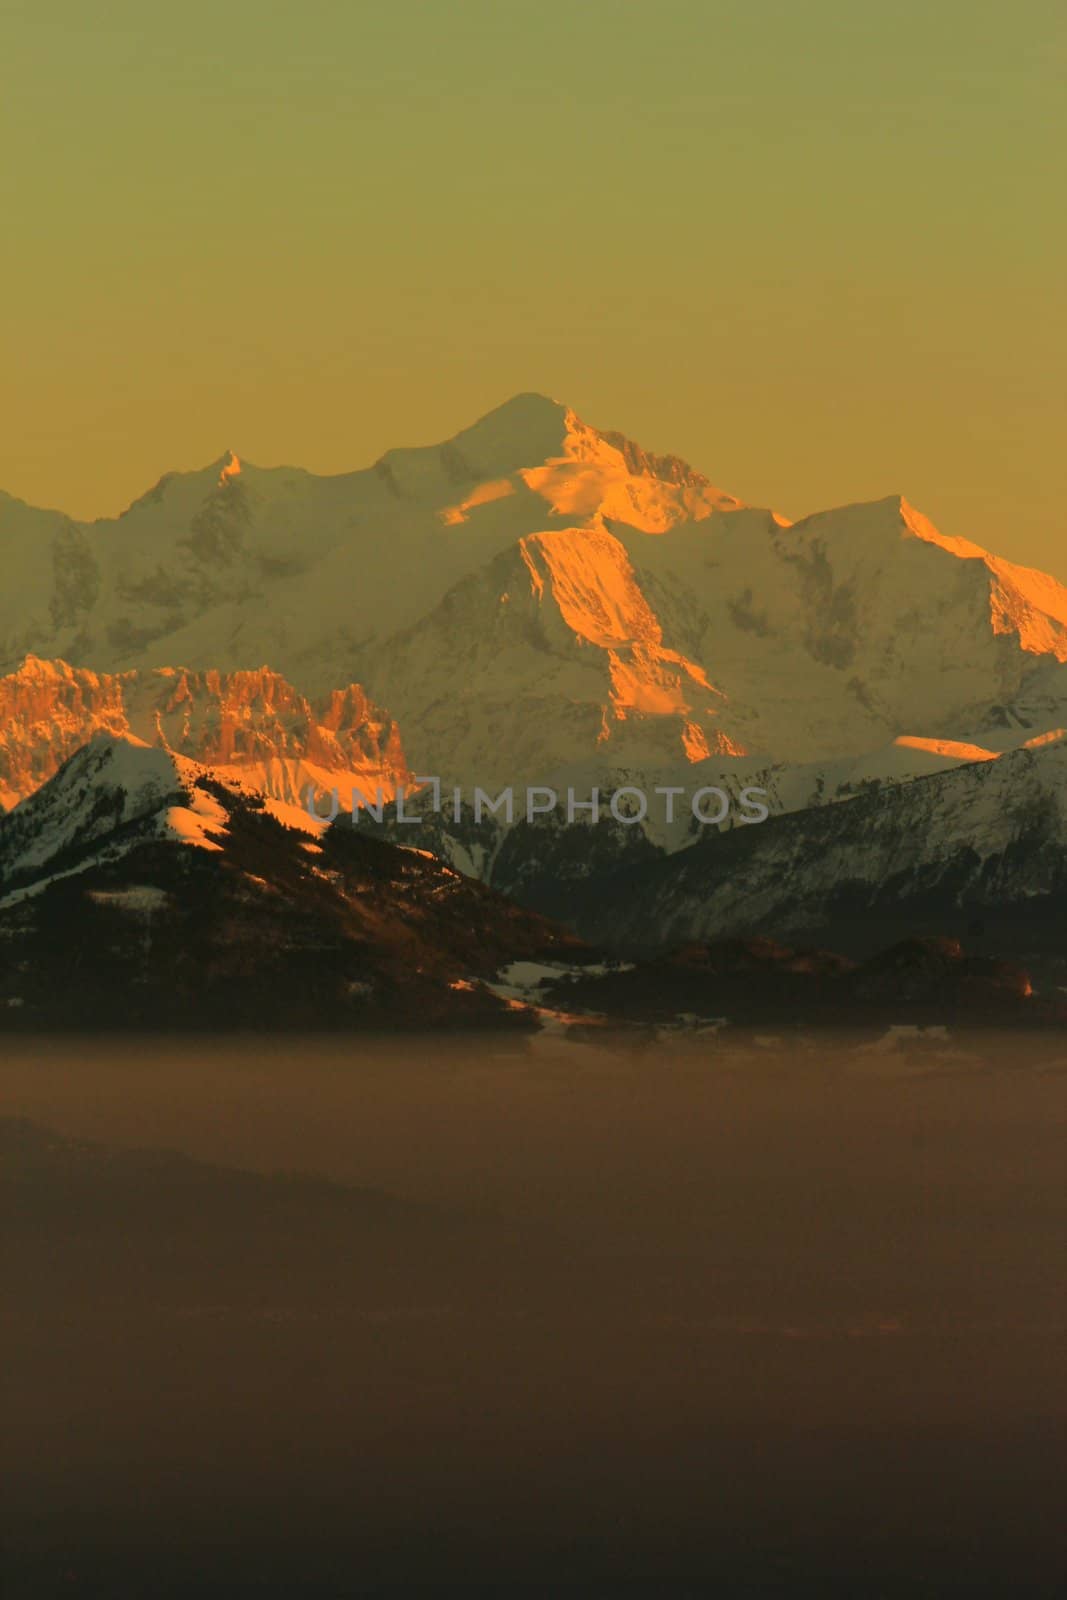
1 0 1064 578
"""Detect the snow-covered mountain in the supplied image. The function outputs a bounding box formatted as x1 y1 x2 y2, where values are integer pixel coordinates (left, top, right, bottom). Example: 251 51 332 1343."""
0 733 205 897
0 655 408 811
0 734 579 1029
564 735 1067 956
0 397 735 699
362 492 1067 777
5 394 1067 783
335 723 1065 912
3 394 1067 993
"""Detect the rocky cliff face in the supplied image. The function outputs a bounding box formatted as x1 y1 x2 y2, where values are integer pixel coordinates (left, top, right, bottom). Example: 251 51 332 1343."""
0 655 131 806
0 657 409 811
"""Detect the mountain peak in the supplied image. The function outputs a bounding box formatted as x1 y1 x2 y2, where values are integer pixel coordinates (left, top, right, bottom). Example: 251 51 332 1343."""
12 653 73 682
445 393 732 505
476 390 567 420
0 732 192 897
446 392 573 477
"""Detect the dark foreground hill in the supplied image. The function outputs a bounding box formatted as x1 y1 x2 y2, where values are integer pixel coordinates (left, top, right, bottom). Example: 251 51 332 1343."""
0 736 581 1031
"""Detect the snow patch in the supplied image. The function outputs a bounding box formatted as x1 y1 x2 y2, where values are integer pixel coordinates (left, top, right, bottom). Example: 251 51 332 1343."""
162 786 229 852
87 885 170 913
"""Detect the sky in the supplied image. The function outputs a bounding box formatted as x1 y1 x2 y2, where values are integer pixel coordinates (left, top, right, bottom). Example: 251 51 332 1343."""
2 0 1064 577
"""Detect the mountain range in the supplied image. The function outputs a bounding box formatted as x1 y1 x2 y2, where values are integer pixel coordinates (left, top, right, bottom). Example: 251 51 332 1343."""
2 392 1066 1027
4 392 1066 786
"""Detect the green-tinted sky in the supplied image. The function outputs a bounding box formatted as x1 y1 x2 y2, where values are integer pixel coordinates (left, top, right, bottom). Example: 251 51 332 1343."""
2 0 1064 575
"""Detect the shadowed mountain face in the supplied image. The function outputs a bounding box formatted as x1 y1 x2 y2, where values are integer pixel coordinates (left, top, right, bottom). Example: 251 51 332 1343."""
454 735 1063 951
323 729 1067 983
0 737 580 1032
554 737 1067 961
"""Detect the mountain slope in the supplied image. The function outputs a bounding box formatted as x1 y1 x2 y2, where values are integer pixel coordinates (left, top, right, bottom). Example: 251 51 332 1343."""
563 736 1067 956
0 736 580 1029
610 495 1067 760
332 724 1066 923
